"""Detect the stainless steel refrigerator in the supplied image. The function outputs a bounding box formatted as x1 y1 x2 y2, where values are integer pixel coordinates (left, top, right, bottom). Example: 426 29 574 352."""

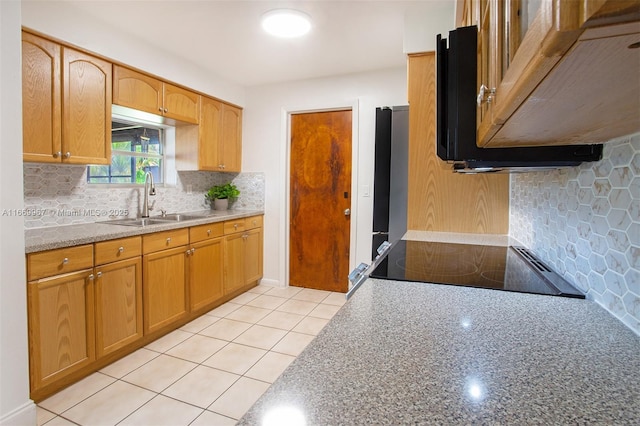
372 106 409 259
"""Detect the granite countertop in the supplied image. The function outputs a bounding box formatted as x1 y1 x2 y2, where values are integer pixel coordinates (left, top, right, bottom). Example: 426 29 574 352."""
239 278 640 424
24 209 264 253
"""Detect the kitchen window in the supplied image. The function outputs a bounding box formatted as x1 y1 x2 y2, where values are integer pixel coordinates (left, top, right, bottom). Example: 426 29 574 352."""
87 120 165 184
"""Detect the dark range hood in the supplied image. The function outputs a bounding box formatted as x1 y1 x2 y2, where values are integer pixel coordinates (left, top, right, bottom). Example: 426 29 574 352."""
436 26 603 173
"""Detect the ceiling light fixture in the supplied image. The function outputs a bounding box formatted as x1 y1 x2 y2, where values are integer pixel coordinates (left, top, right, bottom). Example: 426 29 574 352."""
261 9 312 38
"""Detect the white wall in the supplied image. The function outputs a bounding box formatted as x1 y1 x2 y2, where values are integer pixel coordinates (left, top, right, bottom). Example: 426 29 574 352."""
0 1 36 424
404 0 456 53
243 68 408 286
21 0 245 106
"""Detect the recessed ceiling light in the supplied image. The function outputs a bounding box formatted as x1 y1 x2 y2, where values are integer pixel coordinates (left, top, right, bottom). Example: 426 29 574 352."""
261 9 312 38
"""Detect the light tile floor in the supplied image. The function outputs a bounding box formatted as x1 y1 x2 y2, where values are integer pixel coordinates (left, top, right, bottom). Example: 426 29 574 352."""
37 285 346 426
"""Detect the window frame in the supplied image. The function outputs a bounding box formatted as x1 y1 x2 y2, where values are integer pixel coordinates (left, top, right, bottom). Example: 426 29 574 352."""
87 117 168 187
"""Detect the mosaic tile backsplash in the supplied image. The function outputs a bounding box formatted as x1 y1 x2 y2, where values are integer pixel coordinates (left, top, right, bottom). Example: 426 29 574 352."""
510 134 639 334
23 164 264 228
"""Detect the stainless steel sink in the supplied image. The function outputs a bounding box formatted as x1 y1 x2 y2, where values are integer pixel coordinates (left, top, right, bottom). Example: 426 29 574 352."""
156 214 204 222
100 214 205 227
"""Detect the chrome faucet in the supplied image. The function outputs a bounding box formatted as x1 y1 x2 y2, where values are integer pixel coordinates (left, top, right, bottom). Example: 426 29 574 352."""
142 171 156 218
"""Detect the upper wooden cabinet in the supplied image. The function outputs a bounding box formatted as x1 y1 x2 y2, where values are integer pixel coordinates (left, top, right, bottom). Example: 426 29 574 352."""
113 65 200 124
176 96 242 172
22 32 112 164
458 0 640 147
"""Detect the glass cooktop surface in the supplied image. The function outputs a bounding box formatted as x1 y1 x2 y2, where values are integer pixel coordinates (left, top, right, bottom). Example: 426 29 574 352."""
369 240 584 298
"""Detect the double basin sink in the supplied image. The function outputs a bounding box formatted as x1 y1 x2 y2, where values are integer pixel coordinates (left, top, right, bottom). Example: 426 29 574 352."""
101 213 208 227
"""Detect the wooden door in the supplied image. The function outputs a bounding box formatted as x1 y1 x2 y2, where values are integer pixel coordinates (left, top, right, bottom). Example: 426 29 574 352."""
221 104 242 172
163 83 200 124
224 232 245 295
62 47 111 164
143 246 188 334
199 96 223 170
22 32 62 163
289 110 352 292
95 257 143 358
244 227 264 286
189 238 224 311
28 270 95 391
113 66 163 115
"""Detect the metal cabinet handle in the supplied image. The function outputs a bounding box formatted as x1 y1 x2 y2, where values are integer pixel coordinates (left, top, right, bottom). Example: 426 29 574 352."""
159 107 163 112
207 229 211 236
88 273 94 280
191 248 195 254
166 237 171 244
234 224 238 229
64 152 71 159
164 108 168 113
53 151 62 158
62 257 69 264
118 246 124 253
96 272 102 278
344 209 351 216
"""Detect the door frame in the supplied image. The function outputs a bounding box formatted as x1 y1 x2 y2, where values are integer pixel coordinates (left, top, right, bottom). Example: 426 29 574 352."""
279 100 360 289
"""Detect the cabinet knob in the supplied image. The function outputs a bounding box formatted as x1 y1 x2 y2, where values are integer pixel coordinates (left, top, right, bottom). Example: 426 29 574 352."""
191 248 196 254
159 107 163 112
234 224 238 229
88 273 94 280
164 108 168 113
64 152 71 159
96 272 102 278
207 229 211 236
62 257 69 264
53 151 62 158
118 246 124 253
166 237 171 244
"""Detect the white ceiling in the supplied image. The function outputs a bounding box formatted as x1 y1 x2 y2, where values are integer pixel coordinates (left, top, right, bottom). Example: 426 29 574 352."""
54 0 454 87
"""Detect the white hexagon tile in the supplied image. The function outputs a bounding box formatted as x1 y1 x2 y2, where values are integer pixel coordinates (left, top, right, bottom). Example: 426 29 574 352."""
511 133 640 334
22 165 264 228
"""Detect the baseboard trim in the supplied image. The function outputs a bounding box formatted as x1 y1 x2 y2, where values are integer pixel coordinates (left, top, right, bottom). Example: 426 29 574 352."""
258 278 282 288
0 400 36 426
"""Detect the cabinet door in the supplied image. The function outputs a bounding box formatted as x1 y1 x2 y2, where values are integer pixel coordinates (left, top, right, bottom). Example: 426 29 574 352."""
28 270 95 391
223 232 245 295
198 96 223 170
143 246 188 334
113 66 163 116
22 32 62 163
95 257 143 357
62 47 112 164
163 83 200 124
189 238 224 311
243 227 263 285
221 104 242 172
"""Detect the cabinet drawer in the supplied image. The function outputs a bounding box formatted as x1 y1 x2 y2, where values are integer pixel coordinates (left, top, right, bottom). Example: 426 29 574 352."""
142 229 189 254
224 219 246 235
190 222 224 243
95 236 142 265
245 215 263 230
27 244 94 281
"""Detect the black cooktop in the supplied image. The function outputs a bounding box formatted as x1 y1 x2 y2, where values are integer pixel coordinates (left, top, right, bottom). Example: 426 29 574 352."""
369 240 584 298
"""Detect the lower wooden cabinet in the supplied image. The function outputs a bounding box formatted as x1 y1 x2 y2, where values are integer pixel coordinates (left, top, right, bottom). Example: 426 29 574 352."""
224 217 264 295
95 257 143 357
94 236 143 358
143 245 188 334
27 269 96 391
26 215 263 400
189 237 225 312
